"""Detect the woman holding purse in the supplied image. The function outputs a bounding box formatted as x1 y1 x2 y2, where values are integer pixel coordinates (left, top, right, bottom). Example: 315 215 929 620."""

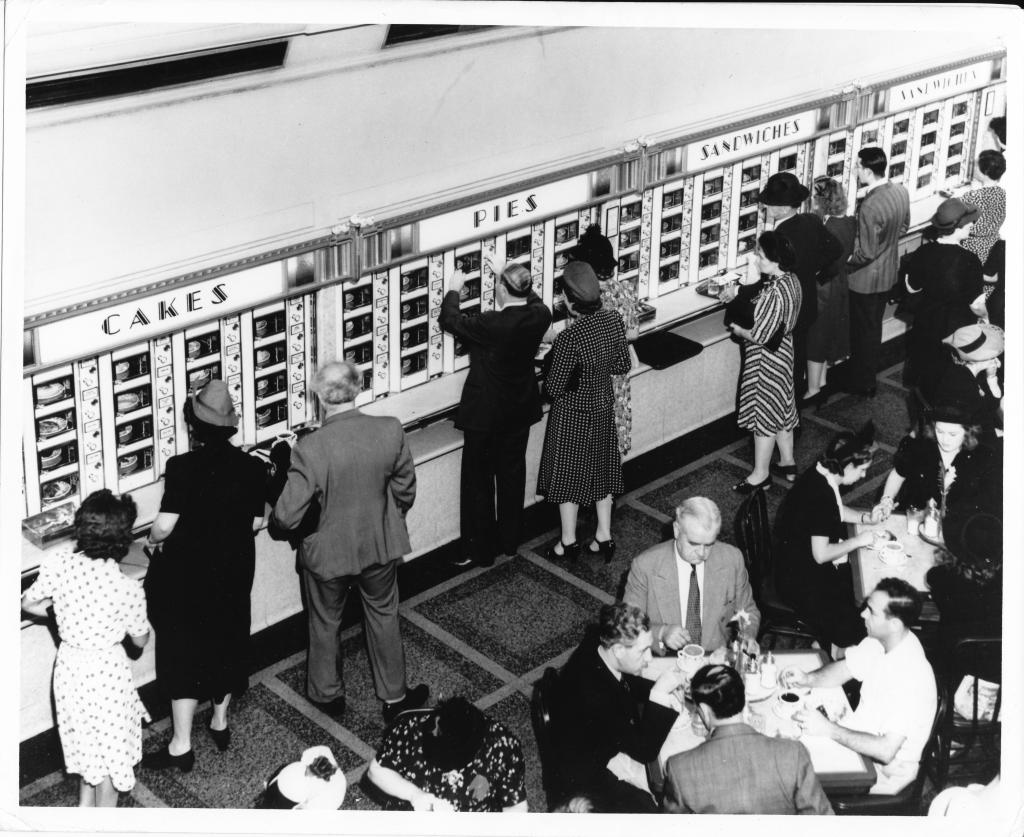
538 261 631 562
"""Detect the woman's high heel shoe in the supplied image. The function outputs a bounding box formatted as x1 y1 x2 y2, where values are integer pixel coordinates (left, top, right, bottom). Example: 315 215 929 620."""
732 475 772 495
141 746 195 773
208 724 231 752
547 541 581 562
588 539 617 564
769 462 798 483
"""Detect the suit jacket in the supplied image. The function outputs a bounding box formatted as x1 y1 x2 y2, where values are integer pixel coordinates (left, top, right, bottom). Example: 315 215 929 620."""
272 409 416 580
438 290 551 432
663 723 834 814
847 181 911 295
775 213 843 330
554 637 678 796
623 540 761 652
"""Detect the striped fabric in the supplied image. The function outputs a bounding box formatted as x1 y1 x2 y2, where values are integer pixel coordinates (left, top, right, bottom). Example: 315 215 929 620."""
737 273 802 436
848 181 911 295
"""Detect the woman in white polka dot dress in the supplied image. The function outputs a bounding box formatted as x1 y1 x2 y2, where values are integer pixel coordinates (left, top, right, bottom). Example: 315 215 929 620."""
22 490 151 807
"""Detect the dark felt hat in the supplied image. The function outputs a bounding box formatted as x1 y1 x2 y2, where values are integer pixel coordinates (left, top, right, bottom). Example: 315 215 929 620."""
189 380 239 427
757 172 810 207
942 512 1002 579
571 224 617 277
928 370 982 425
561 261 601 305
930 198 980 234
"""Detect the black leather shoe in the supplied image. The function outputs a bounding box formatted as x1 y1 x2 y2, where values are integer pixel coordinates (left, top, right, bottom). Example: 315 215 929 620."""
382 683 430 724
769 462 798 482
309 696 347 720
587 539 617 564
141 746 195 773
546 541 581 562
732 476 772 495
207 724 231 752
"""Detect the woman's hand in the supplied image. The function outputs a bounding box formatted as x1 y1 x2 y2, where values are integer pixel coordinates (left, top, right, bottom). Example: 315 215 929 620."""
728 323 751 341
411 791 454 812
719 284 739 303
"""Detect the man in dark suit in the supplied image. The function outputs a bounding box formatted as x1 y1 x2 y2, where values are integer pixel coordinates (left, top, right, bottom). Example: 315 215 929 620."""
846 147 910 396
439 260 551 568
758 171 842 398
624 497 760 655
272 361 427 723
662 665 833 814
555 603 685 813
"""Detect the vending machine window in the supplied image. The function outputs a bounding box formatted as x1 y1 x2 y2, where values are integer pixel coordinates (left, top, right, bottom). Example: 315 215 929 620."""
618 251 639 275
922 109 940 126
700 200 722 222
888 162 906 180
891 140 908 158
826 160 845 177
945 163 961 180
699 224 721 247
619 226 641 250
34 370 80 512
736 233 756 256
920 131 937 149
554 220 579 247
506 233 531 262
702 176 724 198
919 151 935 169
778 153 798 172
861 128 879 145
663 188 683 209
697 250 718 269
659 262 680 283
951 101 969 118
828 138 847 156
948 141 964 159
739 188 759 209
948 122 966 138
661 214 683 235
620 200 642 225
917 173 932 190
660 238 681 260
741 164 761 184
893 117 911 136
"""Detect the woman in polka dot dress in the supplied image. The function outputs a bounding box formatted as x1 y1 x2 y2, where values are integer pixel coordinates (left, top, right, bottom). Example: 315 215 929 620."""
22 490 151 807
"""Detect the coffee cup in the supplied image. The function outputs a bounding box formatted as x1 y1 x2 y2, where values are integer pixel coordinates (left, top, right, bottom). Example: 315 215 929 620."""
677 643 705 676
880 540 906 566
777 691 802 718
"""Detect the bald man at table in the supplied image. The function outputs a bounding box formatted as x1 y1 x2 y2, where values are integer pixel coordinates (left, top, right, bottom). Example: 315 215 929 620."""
624 497 761 655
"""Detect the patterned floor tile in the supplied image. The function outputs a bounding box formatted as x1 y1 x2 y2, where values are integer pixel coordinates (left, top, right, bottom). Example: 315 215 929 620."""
274 617 504 752
135 685 362 809
637 457 786 547
413 557 606 677
538 504 669 599
20 773 145 807
816 380 913 447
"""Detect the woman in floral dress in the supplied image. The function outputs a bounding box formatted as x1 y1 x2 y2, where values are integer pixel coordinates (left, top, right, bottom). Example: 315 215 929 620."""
22 490 150 807
960 150 1006 265
367 696 527 812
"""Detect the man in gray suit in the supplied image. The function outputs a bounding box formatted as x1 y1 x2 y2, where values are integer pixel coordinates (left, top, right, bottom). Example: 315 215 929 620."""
846 146 910 396
624 497 760 654
273 361 427 723
663 665 833 814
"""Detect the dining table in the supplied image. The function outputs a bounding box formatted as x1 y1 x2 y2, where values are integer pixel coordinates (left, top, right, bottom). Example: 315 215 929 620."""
642 649 876 797
849 512 942 621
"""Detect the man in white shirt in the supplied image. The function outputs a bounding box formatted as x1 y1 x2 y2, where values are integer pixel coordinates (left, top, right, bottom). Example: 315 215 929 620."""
624 497 761 655
787 578 937 794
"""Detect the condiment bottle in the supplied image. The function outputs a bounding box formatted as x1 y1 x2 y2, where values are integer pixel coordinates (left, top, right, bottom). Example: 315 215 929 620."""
922 498 942 539
760 651 778 689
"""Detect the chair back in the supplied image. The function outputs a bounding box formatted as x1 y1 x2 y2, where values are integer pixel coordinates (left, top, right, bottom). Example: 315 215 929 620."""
531 667 563 806
734 487 772 594
950 636 1002 726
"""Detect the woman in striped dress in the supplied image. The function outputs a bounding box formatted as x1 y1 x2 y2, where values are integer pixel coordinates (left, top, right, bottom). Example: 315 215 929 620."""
538 261 632 562
727 230 803 493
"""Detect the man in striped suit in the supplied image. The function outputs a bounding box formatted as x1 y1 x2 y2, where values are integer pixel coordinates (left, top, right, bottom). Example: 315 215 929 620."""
845 147 910 397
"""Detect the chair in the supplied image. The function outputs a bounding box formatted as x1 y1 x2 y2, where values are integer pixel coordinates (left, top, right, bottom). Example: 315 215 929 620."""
831 670 948 815
531 667 565 810
933 637 1001 788
733 489 823 646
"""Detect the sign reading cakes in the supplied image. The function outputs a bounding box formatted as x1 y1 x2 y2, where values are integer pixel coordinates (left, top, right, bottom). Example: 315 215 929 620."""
686 110 817 171
34 261 284 365
888 61 993 109
417 175 591 252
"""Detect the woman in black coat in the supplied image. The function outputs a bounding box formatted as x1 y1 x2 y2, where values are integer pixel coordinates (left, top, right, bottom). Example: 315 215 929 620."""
901 198 984 391
142 381 266 772
774 424 885 648
538 261 631 562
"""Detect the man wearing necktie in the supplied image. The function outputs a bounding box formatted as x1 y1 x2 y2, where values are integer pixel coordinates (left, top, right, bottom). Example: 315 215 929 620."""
625 497 761 655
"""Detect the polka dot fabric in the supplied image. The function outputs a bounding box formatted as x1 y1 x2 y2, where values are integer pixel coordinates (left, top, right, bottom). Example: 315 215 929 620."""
375 712 527 811
25 550 151 792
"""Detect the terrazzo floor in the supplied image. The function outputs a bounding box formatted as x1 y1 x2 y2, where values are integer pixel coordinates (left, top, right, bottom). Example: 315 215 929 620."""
20 360 998 812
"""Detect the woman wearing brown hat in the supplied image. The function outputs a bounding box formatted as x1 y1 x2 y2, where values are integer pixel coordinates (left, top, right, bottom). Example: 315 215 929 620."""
537 261 631 562
142 380 267 772
725 230 803 492
899 197 984 394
